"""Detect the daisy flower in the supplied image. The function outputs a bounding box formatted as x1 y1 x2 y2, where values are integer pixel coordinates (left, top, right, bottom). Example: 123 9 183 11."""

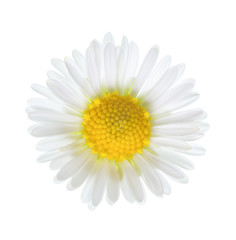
27 33 209 208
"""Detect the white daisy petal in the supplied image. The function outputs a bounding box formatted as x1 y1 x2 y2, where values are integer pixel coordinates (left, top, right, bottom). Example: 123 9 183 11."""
135 154 163 196
36 135 75 152
26 107 36 114
149 147 194 170
144 64 185 104
158 172 171 194
103 32 115 47
176 133 204 141
153 92 200 117
37 151 67 163
69 155 95 190
116 36 129 91
196 122 210 133
176 63 185 80
121 35 129 54
47 70 66 83
30 123 80 137
131 46 159 95
156 161 188 183
120 180 135 203
142 149 188 183
85 41 103 94
31 83 58 101
151 123 199 137
104 43 117 91
200 111 208 121
150 137 191 150
51 58 68 76
72 49 86 76
27 98 73 114
58 138 86 152
91 161 108 207
106 161 120 204
177 143 206 156
153 108 204 125
50 58 78 88
164 92 200 116
49 155 73 170
116 47 126 91
123 41 139 93
122 161 144 202
64 57 95 98
138 55 172 97
56 152 89 181
152 78 195 111
81 168 96 204
28 109 81 123
47 79 87 110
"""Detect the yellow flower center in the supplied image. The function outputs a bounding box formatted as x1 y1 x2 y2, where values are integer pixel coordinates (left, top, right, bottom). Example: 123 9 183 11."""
82 92 151 161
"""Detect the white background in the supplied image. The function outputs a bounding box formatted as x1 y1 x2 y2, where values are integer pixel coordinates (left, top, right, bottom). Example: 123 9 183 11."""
0 0 235 239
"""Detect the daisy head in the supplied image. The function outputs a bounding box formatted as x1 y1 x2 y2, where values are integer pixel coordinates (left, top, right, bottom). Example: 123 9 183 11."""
27 33 209 208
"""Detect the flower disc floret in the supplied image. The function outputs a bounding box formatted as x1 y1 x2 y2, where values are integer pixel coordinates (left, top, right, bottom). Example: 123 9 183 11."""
82 92 151 161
